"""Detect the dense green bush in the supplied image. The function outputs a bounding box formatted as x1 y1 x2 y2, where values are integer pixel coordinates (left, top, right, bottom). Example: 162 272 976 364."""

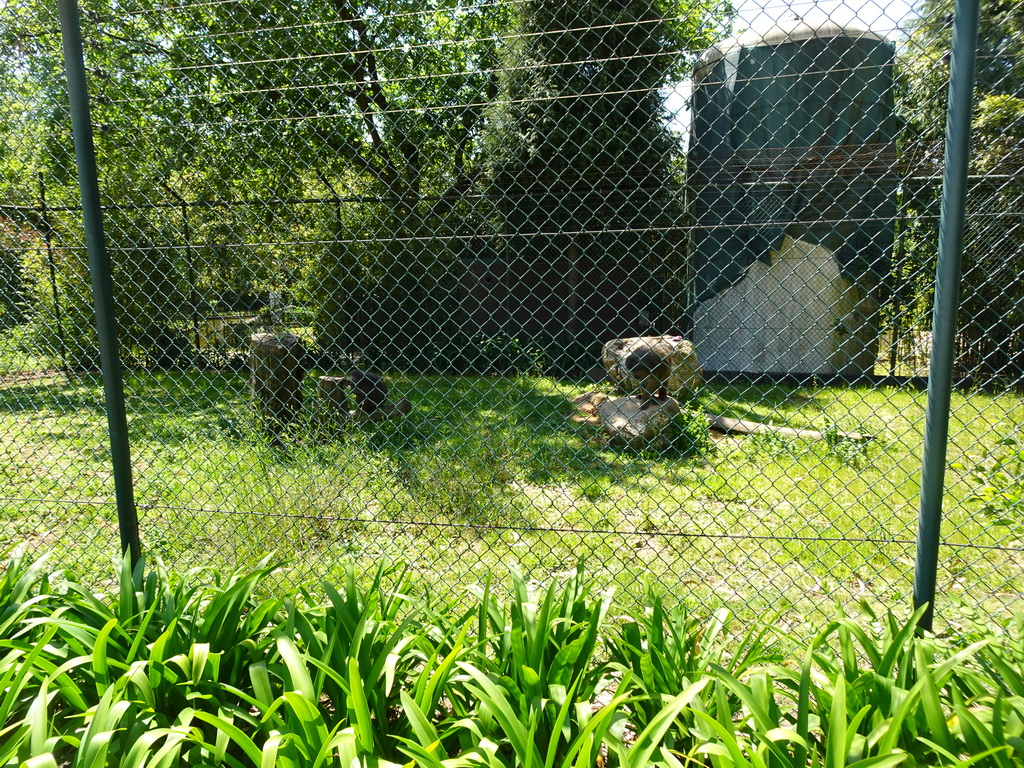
17 229 100 369
0 218 33 330
2 547 1023 767
956 437 1024 529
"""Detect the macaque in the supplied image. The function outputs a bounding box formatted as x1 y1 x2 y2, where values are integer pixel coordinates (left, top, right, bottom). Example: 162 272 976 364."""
622 347 670 402
343 368 389 414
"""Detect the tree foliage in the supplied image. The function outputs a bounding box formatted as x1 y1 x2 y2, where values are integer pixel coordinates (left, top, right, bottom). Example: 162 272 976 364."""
1 0 516 367
483 0 729 359
900 0 1024 383
1 0 729 370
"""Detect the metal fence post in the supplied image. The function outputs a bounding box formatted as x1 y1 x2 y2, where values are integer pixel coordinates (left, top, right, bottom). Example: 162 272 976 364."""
58 0 141 566
38 172 68 372
914 0 980 632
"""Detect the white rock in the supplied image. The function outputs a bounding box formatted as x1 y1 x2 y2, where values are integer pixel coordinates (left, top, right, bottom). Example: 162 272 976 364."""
595 395 682 451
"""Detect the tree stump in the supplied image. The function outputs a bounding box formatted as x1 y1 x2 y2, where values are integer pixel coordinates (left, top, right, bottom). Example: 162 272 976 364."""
250 333 306 441
317 376 353 413
316 374 411 427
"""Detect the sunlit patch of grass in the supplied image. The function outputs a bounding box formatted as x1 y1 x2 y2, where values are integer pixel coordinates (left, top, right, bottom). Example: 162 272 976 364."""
1 370 1022 622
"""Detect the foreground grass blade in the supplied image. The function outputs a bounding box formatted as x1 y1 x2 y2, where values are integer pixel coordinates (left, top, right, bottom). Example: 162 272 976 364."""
461 661 545 768
623 678 710 768
191 709 265 766
275 633 316 702
349 655 376 754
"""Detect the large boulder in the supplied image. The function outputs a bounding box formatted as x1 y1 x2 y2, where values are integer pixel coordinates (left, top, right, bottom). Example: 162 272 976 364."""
595 395 682 451
602 336 702 400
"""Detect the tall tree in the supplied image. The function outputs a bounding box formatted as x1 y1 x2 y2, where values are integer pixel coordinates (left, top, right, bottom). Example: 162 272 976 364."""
902 0 1024 382
0 0 514 368
149 0 514 368
0 0 197 367
482 0 728 366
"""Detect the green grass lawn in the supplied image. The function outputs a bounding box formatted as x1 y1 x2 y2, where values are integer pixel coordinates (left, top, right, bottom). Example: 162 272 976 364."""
1 364 1022 625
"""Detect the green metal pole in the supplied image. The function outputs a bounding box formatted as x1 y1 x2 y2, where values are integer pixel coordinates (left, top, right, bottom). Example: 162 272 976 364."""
914 0 979 632
58 0 141 566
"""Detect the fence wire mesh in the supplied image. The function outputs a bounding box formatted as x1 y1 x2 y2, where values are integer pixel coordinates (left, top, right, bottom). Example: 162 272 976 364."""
0 0 1021 620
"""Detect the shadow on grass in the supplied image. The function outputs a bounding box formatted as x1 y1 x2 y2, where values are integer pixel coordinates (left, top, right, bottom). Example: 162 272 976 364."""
395 379 712 523
703 381 834 423
1 371 712 522
0 374 108 413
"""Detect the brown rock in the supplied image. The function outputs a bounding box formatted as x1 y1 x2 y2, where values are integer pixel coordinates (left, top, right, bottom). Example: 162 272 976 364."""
570 391 611 413
596 395 682 451
569 391 610 424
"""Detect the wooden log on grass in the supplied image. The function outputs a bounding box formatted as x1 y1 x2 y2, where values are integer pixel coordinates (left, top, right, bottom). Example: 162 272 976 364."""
250 332 306 440
705 413 872 442
318 375 353 413
317 374 411 424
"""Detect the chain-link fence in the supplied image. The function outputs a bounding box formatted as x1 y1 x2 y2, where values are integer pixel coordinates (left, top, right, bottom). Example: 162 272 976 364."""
0 0 1021 623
